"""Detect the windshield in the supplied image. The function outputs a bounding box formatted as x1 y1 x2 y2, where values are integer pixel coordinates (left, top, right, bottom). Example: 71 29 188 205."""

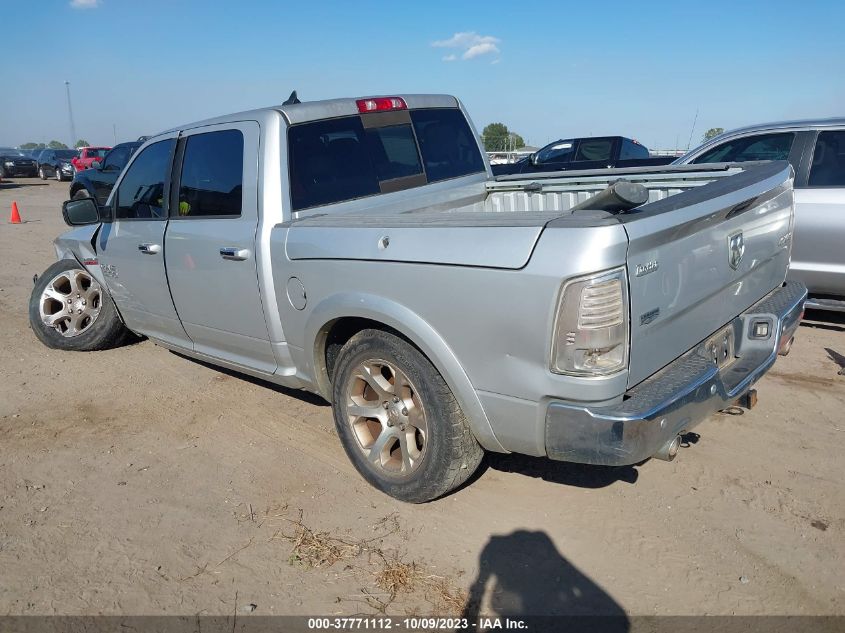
0 148 25 156
56 150 79 159
89 148 109 158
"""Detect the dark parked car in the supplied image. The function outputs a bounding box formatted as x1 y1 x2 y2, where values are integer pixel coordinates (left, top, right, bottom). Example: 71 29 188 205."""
69 140 143 202
491 136 674 176
0 148 38 178
37 149 79 181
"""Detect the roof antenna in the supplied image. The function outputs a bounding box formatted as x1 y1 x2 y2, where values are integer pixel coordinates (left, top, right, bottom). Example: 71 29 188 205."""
283 90 301 106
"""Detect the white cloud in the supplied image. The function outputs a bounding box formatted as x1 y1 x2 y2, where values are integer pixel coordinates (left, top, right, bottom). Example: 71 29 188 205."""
463 42 499 60
70 0 100 8
431 32 501 61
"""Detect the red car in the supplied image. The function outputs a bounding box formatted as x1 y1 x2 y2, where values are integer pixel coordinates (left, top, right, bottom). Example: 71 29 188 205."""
72 146 111 172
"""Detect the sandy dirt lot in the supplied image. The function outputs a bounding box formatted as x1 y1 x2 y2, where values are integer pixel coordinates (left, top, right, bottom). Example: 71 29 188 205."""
1 178 844 619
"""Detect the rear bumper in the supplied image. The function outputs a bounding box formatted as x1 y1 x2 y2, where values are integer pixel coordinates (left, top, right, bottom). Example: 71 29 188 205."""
545 281 807 466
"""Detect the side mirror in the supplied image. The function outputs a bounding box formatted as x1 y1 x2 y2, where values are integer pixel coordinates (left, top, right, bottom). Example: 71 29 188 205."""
91 160 102 170
530 153 539 166
62 198 101 226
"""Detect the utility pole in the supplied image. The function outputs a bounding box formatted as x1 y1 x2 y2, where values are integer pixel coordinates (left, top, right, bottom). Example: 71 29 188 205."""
65 81 77 148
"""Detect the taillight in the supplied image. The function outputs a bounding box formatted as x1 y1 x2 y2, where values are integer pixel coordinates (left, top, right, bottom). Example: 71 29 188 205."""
356 97 407 113
551 268 629 376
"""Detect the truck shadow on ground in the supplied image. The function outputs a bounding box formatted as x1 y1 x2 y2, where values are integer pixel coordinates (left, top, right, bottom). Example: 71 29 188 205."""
479 452 639 489
461 530 629 631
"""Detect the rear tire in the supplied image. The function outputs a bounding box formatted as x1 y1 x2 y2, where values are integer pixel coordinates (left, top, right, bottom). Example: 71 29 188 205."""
29 259 130 352
331 329 483 503
38 166 47 180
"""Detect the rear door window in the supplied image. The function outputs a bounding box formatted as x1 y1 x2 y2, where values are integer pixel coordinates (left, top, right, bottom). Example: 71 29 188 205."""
693 132 794 163
573 139 614 162
176 129 244 217
808 130 845 187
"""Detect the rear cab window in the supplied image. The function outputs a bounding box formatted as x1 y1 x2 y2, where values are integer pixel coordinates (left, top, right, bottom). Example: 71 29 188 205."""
288 107 485 212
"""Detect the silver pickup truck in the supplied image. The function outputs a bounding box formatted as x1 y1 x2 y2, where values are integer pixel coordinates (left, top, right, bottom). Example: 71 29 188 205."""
28 94 806 502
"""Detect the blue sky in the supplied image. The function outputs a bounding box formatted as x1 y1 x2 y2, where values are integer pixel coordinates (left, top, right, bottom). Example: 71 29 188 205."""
2 0 843 151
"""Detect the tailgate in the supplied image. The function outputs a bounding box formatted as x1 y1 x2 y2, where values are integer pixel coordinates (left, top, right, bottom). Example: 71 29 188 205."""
622 161 794 387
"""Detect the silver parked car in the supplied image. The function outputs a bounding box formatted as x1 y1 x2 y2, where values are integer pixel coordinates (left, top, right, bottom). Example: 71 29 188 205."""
675 118 845 311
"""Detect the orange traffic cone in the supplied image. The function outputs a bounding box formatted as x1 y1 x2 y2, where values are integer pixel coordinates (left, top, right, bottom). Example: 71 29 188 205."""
10 201 22 224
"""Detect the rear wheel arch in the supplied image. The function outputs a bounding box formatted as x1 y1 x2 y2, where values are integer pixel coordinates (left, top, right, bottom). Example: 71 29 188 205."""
306 296 506 453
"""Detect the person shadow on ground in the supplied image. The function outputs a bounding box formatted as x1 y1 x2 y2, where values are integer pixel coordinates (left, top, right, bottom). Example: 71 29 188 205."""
460 530 629 632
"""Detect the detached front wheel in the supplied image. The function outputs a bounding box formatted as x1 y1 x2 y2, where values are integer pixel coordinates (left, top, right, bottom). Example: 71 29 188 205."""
29 259 130 351
332 329 483 503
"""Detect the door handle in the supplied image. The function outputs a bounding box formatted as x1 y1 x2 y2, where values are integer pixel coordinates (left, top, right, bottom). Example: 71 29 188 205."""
138 243 161 255
219 247 251 261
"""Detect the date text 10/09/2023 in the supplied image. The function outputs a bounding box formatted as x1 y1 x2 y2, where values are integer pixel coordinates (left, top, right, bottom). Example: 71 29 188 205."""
307 617 528 630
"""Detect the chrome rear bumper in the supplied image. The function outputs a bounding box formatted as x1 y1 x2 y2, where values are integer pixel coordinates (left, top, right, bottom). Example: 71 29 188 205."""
544 281 807 466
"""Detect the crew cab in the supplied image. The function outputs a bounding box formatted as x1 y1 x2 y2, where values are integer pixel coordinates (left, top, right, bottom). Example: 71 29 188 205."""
30 94 805 502
491 136 674 175
72 146 111 172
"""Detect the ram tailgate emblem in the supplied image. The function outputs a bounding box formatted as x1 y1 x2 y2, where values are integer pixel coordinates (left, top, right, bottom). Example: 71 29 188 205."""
728 231 745 270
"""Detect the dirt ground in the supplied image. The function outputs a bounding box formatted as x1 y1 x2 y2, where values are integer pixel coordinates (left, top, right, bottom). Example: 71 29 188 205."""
1 178 843 619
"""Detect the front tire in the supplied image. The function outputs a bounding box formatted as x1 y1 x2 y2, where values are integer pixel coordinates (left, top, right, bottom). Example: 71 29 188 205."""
331 329 483 503
38 166 47 180
55 167 63 182
29 259 130 351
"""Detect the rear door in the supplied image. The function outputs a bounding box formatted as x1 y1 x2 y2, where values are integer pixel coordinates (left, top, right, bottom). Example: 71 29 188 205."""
621 161 795 386
96 135 190 347
791 129 845 295
164 121 276 372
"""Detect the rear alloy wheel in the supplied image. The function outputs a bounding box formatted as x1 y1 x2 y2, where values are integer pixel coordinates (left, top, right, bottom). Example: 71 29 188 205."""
332 329 483 503
29 259 131 351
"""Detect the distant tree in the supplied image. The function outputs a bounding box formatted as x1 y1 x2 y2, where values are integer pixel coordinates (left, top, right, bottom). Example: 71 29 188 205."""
482 123 525 152
703 128 724 142
20 142 46 150
74 139 90 148
48 140 69 149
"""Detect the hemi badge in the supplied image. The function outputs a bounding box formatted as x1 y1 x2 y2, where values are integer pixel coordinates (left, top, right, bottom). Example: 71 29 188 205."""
83 258 98 266
640 308 660 326
635 260 659 277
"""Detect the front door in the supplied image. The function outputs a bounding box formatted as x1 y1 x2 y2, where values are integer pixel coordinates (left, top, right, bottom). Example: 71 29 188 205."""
97 135 190 348
164 121 276 373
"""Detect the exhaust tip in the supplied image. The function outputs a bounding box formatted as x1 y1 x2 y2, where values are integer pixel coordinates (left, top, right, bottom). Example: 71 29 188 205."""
654 435 681 462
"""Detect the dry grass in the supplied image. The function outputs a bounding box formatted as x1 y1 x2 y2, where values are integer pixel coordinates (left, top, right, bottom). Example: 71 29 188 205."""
271 509 466 615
